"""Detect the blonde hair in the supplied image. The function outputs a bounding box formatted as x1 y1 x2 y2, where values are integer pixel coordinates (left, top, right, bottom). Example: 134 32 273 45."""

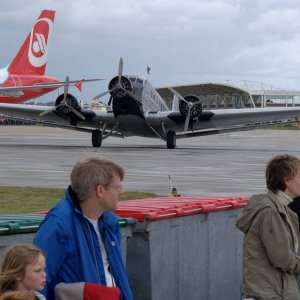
0 244 44 295
0 291 38 300
70 156 124 202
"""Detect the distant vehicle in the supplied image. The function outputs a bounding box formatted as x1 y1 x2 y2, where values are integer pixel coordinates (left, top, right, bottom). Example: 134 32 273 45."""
0 58 300 149
0 9 101 104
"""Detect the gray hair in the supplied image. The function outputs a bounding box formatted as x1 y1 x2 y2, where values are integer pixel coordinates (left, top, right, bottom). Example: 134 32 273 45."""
70 156 124 202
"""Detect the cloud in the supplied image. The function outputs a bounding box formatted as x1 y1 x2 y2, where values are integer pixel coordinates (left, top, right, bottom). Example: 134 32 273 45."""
1 0 300 102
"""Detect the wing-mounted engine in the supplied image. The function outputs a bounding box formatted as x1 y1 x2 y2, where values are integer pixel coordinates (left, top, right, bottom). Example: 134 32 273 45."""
179 95 203 119
38 76 87 126
55 93 81 116
168 87 203 132
54 93 85 126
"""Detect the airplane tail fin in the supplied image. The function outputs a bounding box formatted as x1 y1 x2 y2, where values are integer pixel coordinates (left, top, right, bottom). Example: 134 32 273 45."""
8 10 56 76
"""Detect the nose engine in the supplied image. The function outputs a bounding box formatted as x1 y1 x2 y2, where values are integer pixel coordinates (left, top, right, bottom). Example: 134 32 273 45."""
108 76 133 98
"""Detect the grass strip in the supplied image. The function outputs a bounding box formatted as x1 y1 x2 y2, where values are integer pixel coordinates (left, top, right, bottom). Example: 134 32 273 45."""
0 186 158 214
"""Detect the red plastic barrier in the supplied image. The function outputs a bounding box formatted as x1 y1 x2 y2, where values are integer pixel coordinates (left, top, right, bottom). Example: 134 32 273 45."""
115 196 248 221
34 197 249 222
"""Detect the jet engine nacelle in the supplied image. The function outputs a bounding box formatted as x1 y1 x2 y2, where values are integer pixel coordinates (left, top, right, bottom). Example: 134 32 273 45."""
179 95 202 119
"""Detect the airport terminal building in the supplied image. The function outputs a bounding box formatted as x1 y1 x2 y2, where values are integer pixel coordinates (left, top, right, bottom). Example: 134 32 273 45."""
156 80 300 109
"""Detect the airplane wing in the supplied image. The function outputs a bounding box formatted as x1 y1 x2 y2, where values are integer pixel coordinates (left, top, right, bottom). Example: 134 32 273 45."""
160 107 300 141
0 78 103 97
1 103 299 133
1 101 300 148
0 103 123 137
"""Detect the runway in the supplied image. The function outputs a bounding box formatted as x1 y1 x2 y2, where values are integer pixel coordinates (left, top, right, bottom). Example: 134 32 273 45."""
0 126 300 197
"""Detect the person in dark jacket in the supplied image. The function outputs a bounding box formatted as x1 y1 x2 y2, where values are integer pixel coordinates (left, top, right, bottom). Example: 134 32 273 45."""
33 156 133 300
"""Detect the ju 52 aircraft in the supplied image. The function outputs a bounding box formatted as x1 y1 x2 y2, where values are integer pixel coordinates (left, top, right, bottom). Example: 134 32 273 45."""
1 57 300 149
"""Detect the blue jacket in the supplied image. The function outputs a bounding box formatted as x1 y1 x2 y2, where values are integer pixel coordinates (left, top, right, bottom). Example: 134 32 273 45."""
33 187 133 300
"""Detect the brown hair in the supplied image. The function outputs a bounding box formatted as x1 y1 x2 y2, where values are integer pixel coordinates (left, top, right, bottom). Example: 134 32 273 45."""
70 156 124 202
266 154 300 193
0 244 44 295
0 291 38 300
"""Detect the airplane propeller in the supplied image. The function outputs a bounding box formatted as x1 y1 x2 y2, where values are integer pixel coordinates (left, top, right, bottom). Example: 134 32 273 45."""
93 57 142 105
108 96 113 106
168 87 202 132
93 58 123 100
118 57 123 85
39 76 85 120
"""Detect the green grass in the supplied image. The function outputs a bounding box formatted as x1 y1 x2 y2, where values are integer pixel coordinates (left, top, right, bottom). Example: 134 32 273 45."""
261 124 300 130
0 186 158 214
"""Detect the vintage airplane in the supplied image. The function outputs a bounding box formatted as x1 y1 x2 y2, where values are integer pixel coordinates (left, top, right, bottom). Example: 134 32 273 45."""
0 9 101 104
1 57 300 149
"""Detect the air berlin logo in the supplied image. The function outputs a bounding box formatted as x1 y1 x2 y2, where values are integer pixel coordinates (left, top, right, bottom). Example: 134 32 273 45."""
28 17 53 68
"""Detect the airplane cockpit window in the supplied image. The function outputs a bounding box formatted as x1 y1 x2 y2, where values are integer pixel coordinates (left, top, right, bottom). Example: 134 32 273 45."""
128 76 145 98
137 78 143 85
134 85 143 98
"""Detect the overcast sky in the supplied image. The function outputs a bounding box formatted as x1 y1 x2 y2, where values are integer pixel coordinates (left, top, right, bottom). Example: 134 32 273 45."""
1 0 300 103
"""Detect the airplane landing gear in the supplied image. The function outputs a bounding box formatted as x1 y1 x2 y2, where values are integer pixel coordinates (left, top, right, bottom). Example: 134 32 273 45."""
92 129 102 147
70 118 78 126
166 131 176 149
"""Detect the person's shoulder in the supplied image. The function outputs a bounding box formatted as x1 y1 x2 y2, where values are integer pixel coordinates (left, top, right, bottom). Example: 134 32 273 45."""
249 193 269 202
248 193 274 209
103 211 119 228
103 211 118 220
47 197 73 219
39 198 74 233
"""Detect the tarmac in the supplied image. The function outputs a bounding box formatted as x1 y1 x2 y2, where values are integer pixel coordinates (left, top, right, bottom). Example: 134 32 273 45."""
0 125 300 197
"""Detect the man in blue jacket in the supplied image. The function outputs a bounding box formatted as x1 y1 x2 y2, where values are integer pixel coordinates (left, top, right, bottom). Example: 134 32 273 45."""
33 156 133 300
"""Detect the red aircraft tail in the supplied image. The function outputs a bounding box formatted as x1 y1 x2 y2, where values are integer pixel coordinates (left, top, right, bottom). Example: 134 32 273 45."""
8 10 56 76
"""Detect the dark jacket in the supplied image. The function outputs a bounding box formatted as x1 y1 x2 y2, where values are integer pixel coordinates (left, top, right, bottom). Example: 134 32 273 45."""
289 196 300 230
33 186 133 300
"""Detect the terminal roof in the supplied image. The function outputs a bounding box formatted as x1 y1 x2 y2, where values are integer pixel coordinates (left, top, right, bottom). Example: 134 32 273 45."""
156 83 250 98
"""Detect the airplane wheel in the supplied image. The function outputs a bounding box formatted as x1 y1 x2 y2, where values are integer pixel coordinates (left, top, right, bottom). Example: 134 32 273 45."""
166 131 176 149
92 129 102 147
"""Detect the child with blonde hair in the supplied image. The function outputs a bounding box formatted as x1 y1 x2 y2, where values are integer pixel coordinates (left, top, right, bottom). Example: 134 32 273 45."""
0 244 46 300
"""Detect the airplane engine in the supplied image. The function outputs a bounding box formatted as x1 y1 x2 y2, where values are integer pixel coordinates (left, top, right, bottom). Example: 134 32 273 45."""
55 93 81 116
179 95 202 119
108 76 133 98
54 93 84 126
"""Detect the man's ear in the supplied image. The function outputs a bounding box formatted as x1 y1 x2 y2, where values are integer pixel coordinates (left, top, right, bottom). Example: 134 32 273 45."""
95 184 105 198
